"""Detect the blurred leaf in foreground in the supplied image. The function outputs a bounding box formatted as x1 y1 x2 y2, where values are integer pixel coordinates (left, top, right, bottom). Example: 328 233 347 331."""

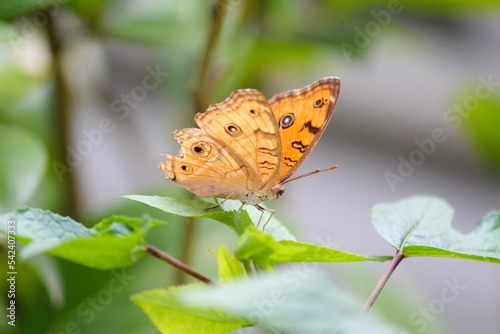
132 285 249 334
180 270 406 334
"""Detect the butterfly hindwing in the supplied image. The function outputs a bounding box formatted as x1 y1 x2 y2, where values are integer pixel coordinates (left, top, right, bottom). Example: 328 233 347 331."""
160 128 256 198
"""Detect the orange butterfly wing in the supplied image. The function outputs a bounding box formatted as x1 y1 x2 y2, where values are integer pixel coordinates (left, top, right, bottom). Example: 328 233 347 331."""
269 77 341 182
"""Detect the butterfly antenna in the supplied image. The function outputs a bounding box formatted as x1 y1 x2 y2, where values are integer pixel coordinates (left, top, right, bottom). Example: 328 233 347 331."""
281 165 338 185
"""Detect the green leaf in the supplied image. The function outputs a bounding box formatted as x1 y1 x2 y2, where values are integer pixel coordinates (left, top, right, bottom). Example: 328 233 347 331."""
215 245 247 283
180 270 405 334
101 3 205 46
0 208 164 269
124 194 218 215
131 285 249 334
0 124 47 212
402 0 500 12
123 195 247 233
67 0 113 23
123 195 296 240
0 0 114 20
235 226 388 269
464 97 500 171
372 196 500 263
0 0 42 20
0 207 91 247
226 200 296 242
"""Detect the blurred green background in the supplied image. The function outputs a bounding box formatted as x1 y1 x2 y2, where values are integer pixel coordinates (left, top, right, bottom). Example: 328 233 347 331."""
1 0 500 333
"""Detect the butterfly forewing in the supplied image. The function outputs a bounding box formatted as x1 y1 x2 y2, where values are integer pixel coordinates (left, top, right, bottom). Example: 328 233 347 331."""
269 77 340 182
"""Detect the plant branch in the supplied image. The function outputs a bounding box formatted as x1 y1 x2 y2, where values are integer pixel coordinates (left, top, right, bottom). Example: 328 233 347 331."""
147 244 213 284
173 215 198 285
193 0 229 113
46 14 79 218
174 0 229 285
364 249 405 311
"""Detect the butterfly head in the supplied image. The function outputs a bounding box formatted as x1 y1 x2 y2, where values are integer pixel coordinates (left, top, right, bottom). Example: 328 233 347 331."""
271 184 285 199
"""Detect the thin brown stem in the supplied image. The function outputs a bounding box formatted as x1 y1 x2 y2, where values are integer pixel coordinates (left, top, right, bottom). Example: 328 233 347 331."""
193 0 229 113
173 0 229 284
46 13 79 218
147 244 213 284
364 249 405 311
173 216 197 285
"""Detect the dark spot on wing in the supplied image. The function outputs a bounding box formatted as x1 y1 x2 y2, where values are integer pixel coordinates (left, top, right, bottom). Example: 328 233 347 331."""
291 141 308 153
301 121 320 135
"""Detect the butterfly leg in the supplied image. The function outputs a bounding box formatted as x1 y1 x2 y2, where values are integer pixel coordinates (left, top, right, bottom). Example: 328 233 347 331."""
204 192 236 210
255 204 275 230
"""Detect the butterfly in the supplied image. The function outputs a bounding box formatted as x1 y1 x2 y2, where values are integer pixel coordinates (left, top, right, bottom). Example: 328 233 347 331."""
160 77 341 214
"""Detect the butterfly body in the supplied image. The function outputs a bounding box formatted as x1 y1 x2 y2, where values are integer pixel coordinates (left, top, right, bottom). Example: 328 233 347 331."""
160 77 341 206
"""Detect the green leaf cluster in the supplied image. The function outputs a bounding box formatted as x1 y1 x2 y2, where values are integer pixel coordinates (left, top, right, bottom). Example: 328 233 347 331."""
0 207 164 269
125 195 499 333
1 194 499 333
